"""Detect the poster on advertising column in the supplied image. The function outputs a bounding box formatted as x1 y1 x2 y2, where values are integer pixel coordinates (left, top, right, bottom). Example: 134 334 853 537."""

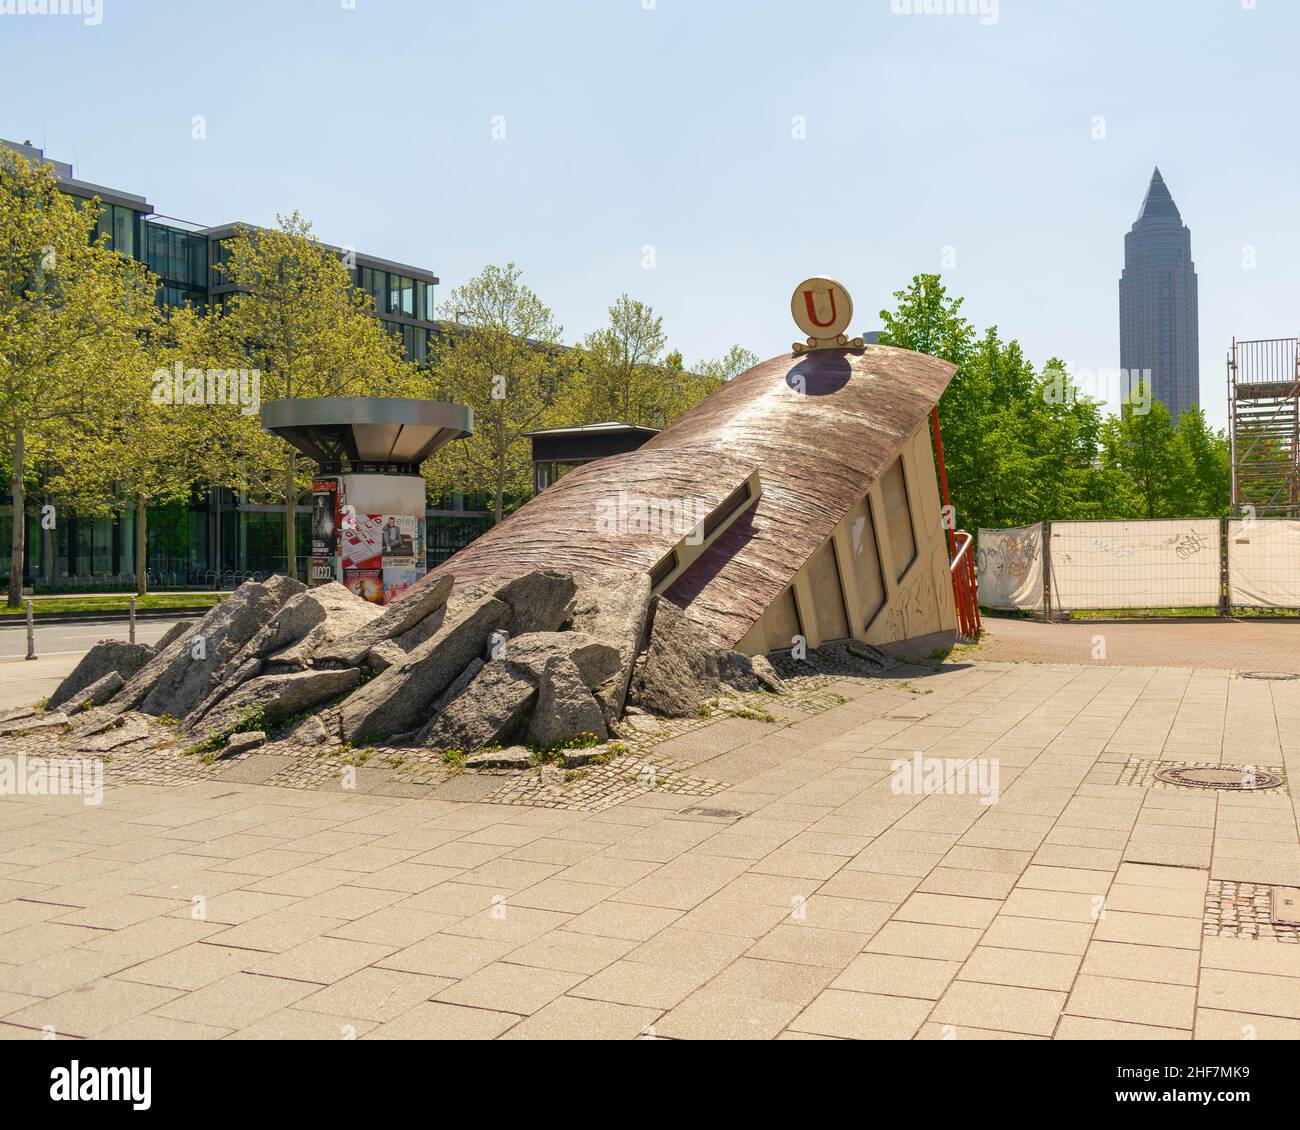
382 565 423 604
379 514 419 566
341 512 384 570
308 556 338 585
343 567 384 604
311 477 341 560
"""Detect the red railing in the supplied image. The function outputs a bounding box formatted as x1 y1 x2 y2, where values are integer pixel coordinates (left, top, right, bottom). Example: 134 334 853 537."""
951 530 981 640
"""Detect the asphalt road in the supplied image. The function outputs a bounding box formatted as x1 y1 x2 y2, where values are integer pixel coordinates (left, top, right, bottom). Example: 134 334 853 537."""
0 617 184 658
0 617 186 709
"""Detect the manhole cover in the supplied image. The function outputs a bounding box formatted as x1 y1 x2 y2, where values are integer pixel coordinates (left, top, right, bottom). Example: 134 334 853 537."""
1153 765 1284 791
1240 671 1298 681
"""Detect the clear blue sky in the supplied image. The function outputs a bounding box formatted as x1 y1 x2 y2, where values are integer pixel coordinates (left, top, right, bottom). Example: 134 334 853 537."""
3 0 1298 428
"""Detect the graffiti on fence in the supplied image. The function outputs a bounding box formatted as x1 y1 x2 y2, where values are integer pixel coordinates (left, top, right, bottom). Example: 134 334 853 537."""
1174 529 1211 561
976 523 1044 610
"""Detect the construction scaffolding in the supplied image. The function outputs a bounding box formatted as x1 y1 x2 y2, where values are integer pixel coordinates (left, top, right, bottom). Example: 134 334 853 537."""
1228 337 1300 518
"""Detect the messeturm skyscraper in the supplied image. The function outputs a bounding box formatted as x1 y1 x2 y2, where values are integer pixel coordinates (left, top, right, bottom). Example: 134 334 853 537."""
1118 167 1200 422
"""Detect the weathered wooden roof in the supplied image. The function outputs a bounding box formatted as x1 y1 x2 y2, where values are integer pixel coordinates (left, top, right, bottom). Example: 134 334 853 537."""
413 344 956 647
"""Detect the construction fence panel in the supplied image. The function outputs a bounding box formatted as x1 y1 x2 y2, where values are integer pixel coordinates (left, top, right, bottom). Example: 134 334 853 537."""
976 523 1044 611
1048 519 1221 611
1227 518 1300 608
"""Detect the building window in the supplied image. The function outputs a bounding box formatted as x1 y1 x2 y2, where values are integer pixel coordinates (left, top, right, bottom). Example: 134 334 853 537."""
880 457 917 581
362 267 387 312
807 540 850 641
145 223 209 294
649 550 677 589
401 324 427 366
703 481 752 540
766 587 802 650
389 274 414 317
94 203 139 259
845 497 886 626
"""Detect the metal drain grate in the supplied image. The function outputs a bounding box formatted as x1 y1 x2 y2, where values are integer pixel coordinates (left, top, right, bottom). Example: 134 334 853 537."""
1240 671 1298 681
1274 887 1300 927
676 806 746 821
1154 765 1284 791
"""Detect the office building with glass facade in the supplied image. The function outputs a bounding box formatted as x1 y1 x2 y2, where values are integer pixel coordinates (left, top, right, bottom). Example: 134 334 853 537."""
0 138 492 590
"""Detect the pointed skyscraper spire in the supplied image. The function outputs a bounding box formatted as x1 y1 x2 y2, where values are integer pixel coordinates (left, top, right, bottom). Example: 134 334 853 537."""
1120 166 1199 423
1135 166 1182 224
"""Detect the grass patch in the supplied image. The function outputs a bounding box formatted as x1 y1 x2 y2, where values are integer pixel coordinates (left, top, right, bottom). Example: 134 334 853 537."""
0 593 225 617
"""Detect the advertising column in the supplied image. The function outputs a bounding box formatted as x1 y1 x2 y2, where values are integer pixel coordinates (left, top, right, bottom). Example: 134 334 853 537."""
336 473 426 605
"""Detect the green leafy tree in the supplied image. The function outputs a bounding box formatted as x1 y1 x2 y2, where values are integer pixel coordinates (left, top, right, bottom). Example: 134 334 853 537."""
878 273 1230 531
203 212 415 578
46 307 249 594
0 148 159 606
694 344 759 384
1170 405 1231 517
573 294 668 426
422 263 567 523
1100 403 1181 518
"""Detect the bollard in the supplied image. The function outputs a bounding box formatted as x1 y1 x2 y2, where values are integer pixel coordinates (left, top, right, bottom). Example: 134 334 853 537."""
129 595 137 644
25 598 36 661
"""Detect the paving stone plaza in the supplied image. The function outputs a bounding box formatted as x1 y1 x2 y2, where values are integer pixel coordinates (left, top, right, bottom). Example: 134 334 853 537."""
2 626 1297 1041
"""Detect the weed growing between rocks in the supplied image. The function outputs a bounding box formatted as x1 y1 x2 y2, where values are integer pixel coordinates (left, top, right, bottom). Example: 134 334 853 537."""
183 705 267 761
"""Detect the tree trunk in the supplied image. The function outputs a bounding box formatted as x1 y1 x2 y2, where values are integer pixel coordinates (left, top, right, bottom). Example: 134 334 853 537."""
494 448 505 524
42 492 55 588
7 424 25 609
135 499 148 597
284 454 298 580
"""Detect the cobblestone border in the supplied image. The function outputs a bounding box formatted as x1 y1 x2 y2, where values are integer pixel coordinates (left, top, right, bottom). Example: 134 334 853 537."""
1117 758 1290 796
1204 880 1300 942
480 756 727 812
0 663 889 812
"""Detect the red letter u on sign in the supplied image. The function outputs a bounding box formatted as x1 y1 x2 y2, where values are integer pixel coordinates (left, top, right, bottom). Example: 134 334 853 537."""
801 287 838 329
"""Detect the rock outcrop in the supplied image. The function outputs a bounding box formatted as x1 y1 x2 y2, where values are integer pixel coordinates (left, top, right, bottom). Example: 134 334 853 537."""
526 655 607 750
71 671 125 712
314 573 453 667
571 573 652 724
174 582 379 733
199 667 362 736
493 631 620 689
416 659 538 751
490 570 578 635
338 570 579 744
340 596 512 742
47 640 154 711
258 582 383 669
113 576 305 718
33 566 798 772
750 654 786 693
627 596 759 717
